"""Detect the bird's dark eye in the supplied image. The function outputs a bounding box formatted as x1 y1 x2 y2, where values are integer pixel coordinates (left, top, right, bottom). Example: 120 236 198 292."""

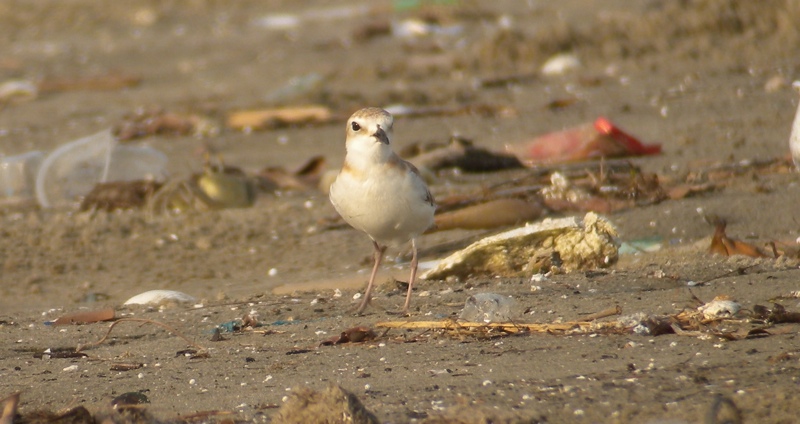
351 121 361 131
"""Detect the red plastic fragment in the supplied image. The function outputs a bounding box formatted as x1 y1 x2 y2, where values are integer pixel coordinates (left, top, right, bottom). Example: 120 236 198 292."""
506 117 662 165
594 117 661 155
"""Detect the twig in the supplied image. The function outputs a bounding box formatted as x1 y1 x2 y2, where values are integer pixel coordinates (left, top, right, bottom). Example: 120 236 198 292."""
76 318 206 353
171 410 235 422
579 305 622 322
689 264 758 287
376 320 622 334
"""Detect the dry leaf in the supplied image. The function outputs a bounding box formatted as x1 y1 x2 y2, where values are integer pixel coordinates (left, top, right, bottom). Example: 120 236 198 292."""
226 106 332 130
320 326 377 346
259 156 327 191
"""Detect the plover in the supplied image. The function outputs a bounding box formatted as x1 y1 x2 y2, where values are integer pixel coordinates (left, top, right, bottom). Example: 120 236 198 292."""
330 107 436 315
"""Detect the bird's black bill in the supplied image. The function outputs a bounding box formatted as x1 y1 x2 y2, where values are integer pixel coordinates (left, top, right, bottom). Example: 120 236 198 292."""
373 127 390 144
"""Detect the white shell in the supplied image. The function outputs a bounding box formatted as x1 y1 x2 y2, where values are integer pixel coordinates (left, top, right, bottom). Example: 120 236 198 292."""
541 53 581 76
790 81 800 169
123 290 196 305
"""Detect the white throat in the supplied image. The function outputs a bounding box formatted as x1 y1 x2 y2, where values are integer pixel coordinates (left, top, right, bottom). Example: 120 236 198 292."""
345 135 392 170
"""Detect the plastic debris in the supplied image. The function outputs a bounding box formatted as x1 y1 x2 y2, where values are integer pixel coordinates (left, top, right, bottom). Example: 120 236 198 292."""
506 117 661 165
698 297 741 320
459 293 515 323
216 314 260 333
0 151 44 207
422 212 619 280
123 290 196 306
80 180 162 212
618 313 674 336
35 129 167 208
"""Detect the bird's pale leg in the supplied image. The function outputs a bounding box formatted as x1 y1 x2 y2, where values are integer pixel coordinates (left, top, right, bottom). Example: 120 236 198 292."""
356 241 386 315
402 238 420 314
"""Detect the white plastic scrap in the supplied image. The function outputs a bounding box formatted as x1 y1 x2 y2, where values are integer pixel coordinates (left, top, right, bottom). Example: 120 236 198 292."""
698 298 741 320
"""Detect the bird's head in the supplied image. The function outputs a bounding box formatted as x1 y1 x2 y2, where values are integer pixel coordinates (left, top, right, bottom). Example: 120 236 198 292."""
344 107 394 159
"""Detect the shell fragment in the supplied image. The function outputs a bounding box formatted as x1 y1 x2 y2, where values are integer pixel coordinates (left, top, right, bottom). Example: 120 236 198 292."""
123 290 196 306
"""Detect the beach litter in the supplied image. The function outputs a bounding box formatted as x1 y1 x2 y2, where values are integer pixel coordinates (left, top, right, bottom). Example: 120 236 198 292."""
123 290 196 306
422 212 618 280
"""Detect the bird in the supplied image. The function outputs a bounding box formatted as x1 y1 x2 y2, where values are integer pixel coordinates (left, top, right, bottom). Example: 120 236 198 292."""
329 107 436 315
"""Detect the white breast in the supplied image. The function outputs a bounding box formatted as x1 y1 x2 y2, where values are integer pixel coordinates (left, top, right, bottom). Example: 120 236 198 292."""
330 161 434 247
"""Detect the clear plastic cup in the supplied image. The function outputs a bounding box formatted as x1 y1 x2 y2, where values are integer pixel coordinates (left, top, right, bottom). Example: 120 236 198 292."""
459 293 515 323
0 151 45 206
35 129 167 208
